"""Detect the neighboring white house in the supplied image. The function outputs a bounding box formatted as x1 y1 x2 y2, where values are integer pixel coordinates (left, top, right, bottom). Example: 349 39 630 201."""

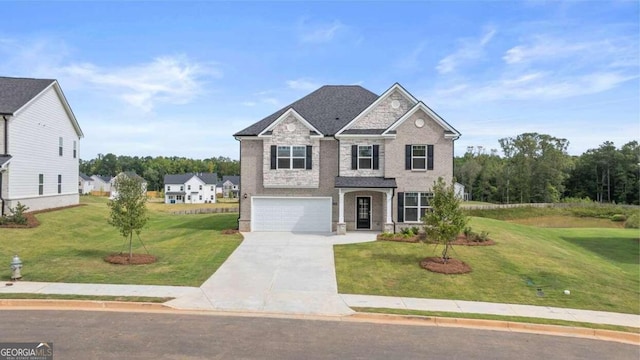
0 76 83 215
221 175 240 198
109 171 147 199
90 175 112 194
79 173 94 194
164 173 218 204
454 182 466 200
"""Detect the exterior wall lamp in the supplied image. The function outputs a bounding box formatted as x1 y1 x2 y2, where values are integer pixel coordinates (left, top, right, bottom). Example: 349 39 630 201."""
243 193 248 199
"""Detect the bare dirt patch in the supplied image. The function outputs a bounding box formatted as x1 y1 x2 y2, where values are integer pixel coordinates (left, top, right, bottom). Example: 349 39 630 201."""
451 234 496 246
420 257 472 274
221 229 239 235
104 253 157 265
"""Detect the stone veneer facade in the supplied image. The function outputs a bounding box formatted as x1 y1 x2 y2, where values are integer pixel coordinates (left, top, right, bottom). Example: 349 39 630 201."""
351 90 414 129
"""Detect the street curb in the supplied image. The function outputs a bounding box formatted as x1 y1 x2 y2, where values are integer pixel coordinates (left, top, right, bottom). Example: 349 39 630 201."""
0 299 172 312
1 300 638 345
348 312 640 345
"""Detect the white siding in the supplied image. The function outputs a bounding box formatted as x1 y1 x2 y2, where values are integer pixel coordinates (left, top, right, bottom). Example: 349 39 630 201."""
165 178 217 204
6 86 80 211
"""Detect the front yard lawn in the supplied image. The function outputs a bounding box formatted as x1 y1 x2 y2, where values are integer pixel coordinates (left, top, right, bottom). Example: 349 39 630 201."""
335 217 639 314
0 196 241 286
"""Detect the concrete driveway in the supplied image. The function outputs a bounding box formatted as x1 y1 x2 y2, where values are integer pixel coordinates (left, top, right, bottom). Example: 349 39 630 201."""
167 232 376 315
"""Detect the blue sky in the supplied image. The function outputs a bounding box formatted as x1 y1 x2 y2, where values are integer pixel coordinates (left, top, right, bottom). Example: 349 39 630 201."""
1 1 638 160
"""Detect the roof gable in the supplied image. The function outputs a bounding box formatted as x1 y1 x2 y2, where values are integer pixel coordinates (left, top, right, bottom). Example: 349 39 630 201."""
164 172 218 185
222 175 240 185
0 77 83 138
383 102 461 138
234 85 378 137
336 83 418 135
258 108 323 137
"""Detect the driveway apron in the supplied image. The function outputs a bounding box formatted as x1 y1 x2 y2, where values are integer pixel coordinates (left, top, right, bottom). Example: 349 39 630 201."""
167 232 376 315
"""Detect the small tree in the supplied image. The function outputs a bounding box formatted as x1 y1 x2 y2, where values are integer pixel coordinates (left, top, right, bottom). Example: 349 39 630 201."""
107 174 148 262
423 177 468 263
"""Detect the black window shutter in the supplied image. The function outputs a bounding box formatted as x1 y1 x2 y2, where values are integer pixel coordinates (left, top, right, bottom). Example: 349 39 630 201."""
306 145 312 170
405 145 411 170
373 145 379 170
351 145 358 170
427 145 434 170
270 145 277 169
397 192 404 222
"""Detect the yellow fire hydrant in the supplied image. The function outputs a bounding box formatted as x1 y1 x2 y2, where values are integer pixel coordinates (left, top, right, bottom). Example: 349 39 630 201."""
10 255 22 280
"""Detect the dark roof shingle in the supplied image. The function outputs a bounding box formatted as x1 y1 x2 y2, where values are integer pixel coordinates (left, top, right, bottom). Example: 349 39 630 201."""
0 77 55 115
164 173 219 185
234 85 379 136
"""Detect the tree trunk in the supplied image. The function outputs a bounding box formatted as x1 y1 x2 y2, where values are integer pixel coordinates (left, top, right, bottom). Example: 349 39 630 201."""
129 232 133 264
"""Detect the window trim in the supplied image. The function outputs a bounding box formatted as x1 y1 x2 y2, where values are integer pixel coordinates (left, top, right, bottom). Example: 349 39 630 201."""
403 192 433 223
411 145 427 170
57 174 62 194
357 145 373 170
73 141 77 159
38 174 44 195
59 137 63 156
276 145 306 169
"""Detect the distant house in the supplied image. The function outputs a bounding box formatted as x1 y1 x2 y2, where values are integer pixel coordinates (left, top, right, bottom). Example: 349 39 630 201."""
164 173 218 204
109 171 147 199
91 175 112 194
454 182 465 200
79 173 94 194
0 76 83 215
221 176 240 198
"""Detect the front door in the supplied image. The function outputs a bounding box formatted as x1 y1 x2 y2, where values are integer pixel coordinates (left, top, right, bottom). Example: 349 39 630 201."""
356 197 371 229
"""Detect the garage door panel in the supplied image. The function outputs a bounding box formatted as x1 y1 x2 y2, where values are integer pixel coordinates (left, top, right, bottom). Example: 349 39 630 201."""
252 197 331 232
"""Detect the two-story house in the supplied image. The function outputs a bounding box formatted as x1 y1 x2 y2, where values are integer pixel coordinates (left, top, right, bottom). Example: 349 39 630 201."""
164 173 218 204
234 83 460 234
0 77 83 215
220 175 240 198
109 171 147 199
90 175 112 194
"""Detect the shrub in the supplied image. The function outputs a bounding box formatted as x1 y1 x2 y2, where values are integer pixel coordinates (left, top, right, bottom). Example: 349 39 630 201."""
611 214 627 222
379 232 394 239
478 231 490 242
463 226 473 238
624 213 640 229
400 227 413 236
10 202 29 225
410 226 421 235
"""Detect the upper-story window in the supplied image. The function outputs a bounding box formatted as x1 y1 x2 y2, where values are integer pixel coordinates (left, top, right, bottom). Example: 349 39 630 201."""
278 145 306 169
406 144 434 170
351 144 379 170
180 185 184 191
199 185 202 190
73 141 77 158
210 186 214 191
358 146 373 169
167 185 171 191
59 137 63 156
187 185 191 190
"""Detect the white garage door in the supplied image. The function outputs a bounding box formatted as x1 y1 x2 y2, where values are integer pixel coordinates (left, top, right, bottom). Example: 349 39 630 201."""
252 197 332 232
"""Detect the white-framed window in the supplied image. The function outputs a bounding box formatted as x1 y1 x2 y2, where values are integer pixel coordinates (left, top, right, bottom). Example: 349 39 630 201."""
187 195 191 200
404 192 433 222
199 195 202 200
73 141 77 158
167 185 171 191
277 145 306 169
210 186 214 191
358 145 373 169
39 174 44 195
57 174 62 194
187 185 191 190
59 137 63 156
199 185 202 190
210 195 214 200
176 195 183 201
180 185 184 191
411 145 426 170
168 195 174 200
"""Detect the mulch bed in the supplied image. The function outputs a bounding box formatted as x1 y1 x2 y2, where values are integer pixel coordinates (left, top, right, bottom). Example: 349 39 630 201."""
221 229 240 235
104 253 157 265
451 234 496 246
0 204 85 229
420 257 472 274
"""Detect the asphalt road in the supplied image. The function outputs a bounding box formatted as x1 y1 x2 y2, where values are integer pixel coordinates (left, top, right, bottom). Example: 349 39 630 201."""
0 310 637 359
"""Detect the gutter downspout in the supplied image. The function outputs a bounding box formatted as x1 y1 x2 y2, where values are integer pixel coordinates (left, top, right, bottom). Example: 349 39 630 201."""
1 115 9 216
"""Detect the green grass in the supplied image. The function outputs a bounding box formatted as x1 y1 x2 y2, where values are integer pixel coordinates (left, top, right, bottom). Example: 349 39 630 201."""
335 217 640 314
0 293 172 303
353 307 640 334
0 196 242 286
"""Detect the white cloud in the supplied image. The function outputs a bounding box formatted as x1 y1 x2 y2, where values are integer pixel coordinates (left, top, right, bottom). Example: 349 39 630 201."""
286 78 320 91
298 20 344 43
61 56 220 112
436 27 496 74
